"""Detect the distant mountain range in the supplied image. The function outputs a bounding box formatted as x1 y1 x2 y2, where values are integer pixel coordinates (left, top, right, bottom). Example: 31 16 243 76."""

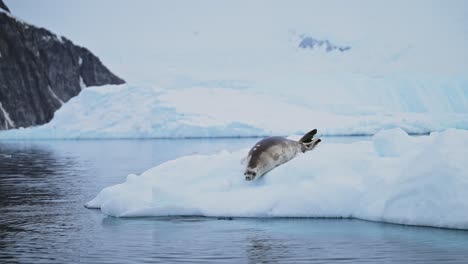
298 36 351 52
0 0 124 130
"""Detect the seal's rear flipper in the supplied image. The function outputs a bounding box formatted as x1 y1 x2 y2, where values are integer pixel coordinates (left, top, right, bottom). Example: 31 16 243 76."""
312 138 321 147
303 138 321 151
299 129 317 144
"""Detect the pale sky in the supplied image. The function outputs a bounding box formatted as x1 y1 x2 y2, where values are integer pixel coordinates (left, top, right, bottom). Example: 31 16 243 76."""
6 0 468 83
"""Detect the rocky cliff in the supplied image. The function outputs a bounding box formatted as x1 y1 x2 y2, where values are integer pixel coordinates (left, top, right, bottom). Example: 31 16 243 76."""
0 0 124 130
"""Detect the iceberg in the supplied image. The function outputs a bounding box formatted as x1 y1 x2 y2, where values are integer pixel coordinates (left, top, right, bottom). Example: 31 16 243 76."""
87 128 468 230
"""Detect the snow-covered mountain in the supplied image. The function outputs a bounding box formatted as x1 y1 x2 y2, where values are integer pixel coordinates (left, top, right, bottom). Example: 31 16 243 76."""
0 0 467 138
0 0 124 130
298 36 351 52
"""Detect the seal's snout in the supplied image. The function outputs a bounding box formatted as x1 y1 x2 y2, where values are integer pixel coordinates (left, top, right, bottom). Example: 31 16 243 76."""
244 171 257 181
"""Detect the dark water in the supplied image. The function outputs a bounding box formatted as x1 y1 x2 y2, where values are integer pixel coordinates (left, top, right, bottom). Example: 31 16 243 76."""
1 138 468 263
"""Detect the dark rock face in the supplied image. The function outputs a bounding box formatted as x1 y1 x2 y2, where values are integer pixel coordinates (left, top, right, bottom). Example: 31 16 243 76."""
0 0 124 130
0 0 9 13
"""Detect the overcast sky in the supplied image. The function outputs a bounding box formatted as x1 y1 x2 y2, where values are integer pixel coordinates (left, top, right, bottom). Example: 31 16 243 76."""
6 0 468 83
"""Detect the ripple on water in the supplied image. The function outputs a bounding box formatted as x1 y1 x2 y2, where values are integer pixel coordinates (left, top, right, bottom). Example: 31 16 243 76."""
1 139 468 263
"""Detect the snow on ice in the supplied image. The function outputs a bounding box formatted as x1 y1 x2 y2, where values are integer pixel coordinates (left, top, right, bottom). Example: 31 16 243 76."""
86 129 468 230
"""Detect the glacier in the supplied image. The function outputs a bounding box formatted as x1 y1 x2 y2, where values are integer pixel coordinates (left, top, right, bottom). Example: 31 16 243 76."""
86 128 468 230
0 80 467 139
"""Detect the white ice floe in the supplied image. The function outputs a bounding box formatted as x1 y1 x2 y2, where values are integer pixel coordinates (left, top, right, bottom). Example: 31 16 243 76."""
87 128 468 230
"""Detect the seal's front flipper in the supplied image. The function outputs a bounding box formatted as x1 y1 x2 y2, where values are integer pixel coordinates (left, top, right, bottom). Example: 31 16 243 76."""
299 129 317 144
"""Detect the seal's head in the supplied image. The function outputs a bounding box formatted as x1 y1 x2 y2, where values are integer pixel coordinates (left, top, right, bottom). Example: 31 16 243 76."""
244 169 258 181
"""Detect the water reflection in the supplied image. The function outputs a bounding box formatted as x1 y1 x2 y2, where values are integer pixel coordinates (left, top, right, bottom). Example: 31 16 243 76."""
0 142 81 263
247 234 289 264
0 144 72 204
0 139 468 263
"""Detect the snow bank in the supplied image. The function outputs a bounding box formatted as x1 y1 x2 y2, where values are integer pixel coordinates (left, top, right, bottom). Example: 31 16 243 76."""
0 83 467 139
87 129 468 229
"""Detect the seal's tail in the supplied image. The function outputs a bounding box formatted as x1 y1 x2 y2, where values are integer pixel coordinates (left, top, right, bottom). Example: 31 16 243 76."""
299 129 317 143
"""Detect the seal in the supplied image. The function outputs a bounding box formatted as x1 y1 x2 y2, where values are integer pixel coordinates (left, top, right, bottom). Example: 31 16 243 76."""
243 129 321 181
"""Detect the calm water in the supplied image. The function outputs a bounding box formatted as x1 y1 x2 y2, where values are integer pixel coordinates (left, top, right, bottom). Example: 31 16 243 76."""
1 138 468 263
